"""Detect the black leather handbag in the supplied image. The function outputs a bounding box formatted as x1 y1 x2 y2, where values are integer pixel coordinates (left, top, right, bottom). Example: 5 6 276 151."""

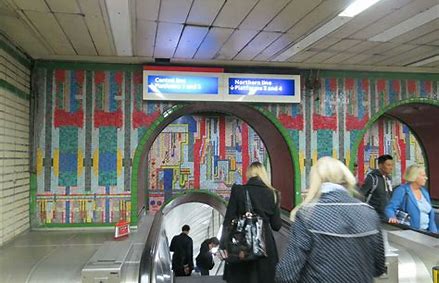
225 187 267 263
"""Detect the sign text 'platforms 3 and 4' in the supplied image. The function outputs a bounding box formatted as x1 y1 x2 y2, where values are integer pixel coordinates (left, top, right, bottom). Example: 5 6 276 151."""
143 67 300 103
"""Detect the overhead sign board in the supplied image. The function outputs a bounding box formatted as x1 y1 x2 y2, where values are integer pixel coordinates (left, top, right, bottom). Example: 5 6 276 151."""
144 71 222 101
226 74 300 103
143 67 300 103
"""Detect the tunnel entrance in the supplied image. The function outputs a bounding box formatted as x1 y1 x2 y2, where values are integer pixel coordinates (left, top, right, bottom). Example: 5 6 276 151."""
132 102 298 219
356 101 439 201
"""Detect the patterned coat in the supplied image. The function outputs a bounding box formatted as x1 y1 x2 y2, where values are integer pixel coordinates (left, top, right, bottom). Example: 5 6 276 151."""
276 185 386 283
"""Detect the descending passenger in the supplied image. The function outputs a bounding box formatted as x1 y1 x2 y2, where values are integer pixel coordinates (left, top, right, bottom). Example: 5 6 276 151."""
219 161 282 283
386 164 438 233
276 156 386 283
361 154 394 221
195 237 220 276
170 225 194 276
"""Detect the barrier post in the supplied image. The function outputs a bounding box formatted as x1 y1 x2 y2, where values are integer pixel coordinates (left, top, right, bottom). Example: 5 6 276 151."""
433 266 439 283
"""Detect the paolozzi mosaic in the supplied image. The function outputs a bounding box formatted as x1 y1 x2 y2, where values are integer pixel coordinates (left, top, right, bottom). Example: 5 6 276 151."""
147 115 270 211
358 117 425 186
33 66 437 225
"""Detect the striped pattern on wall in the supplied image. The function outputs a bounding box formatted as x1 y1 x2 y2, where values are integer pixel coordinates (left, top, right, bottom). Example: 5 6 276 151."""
0 35 31 246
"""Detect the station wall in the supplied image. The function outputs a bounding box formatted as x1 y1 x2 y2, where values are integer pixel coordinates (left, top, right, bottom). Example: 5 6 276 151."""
31 63 438 226
0 35 31 244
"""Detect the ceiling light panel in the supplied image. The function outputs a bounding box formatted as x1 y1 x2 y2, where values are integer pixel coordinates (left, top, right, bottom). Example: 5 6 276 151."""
324 52 356 64
238 0 289 31
213 0 258 29
77 0 114 56
12 0 49 12
329 0 411 39
136 20 157 57
159 0 192 23
234 31 281 61
186 0 225 26
407 55 439 67
370 4 439 42
45 0 81 13
339 0 383 17
305 51 337 63
136 0 160 21
0 16 50 57
194 27 234 59
378 45 438 66
253 33 296 61
174 26 209 59
274 16 352 61
216 29 259 60
287 51 316 63
342 53 375 65
24 11 75 55
105 0 132 56
264 0 322 33
154 22 183 58
388 18 439 44
354 0 438 40
411 29 439 45
56 14 97 55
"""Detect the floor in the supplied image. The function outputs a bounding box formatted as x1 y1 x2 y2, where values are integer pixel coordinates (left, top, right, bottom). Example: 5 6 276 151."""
0 230 114 283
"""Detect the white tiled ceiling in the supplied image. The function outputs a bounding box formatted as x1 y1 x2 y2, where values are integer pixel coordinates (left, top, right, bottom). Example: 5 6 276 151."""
0 0 438 71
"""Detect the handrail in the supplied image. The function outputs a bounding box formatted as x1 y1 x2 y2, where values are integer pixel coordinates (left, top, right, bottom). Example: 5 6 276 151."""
139 211 165 283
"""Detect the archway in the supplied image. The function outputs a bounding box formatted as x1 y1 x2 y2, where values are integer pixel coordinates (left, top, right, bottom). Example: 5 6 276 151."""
131 102 300 223
351 98 439 200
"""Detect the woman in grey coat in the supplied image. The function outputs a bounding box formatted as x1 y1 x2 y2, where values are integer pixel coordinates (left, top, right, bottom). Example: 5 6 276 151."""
276 157 386 283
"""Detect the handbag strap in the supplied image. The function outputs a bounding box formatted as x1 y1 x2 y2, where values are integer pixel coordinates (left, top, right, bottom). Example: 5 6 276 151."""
402 188 409 212
245 189 253 213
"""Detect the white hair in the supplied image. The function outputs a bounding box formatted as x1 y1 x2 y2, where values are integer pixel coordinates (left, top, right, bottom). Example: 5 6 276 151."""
404 164 425 182
290 156 357 220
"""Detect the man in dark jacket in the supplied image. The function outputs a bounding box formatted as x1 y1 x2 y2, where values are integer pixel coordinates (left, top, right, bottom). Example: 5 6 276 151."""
170 225 194 276
196 237 220 275
361 155 394 221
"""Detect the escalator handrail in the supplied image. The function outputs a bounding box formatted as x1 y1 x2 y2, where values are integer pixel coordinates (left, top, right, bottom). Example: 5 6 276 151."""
139 211 165 283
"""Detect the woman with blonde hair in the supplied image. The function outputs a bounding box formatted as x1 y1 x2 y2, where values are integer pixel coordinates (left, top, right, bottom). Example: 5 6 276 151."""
219 161 281 283
276 156 385 283
386 164 437 232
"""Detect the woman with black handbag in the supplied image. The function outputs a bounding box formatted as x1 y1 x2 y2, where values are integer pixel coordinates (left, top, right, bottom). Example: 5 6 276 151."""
219 161 282 283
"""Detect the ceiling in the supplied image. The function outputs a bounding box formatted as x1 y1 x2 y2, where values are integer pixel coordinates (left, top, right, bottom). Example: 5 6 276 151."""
0 0 438 72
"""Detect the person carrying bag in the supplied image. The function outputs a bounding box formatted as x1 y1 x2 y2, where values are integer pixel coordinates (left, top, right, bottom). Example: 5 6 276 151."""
225 187 267 262
219 162 281 283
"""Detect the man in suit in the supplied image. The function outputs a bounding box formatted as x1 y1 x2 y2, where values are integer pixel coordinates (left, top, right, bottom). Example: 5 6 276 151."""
170 225 194 276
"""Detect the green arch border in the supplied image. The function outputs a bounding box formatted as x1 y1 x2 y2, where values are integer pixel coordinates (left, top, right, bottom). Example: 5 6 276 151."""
348 97 439 172
130 104 302 224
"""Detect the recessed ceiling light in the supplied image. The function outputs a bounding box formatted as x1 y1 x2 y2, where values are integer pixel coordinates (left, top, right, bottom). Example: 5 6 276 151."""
339 0 383 18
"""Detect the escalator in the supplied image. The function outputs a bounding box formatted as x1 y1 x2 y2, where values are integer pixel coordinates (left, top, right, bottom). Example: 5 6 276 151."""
83 193 438 283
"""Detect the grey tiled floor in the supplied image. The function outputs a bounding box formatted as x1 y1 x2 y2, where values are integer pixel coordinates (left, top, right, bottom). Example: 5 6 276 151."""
0 230 114 283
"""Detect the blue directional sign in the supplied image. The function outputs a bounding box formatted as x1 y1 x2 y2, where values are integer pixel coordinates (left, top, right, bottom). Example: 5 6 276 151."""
147 75 219 95
228 77 295 96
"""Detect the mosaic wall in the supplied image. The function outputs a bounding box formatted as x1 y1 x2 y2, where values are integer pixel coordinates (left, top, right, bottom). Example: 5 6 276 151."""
147 115 270 211
358 117 425 186
33 66 438 225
